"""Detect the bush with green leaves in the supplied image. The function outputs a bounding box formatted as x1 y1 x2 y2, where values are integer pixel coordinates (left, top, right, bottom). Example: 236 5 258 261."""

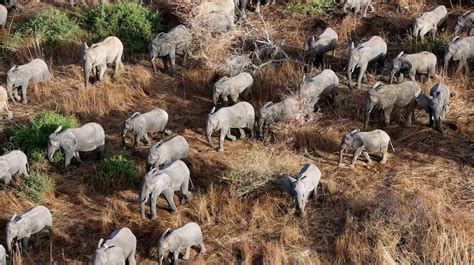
285 0 334 16
97 151 139 191
79 3 163 52
17 173 54 203
8 112 78 161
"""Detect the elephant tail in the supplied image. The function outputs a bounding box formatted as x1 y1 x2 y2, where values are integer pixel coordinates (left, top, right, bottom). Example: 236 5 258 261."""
389 140 395 152
189 176 195 190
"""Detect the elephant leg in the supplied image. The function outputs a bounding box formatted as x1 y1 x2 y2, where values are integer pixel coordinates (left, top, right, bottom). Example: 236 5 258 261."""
462 59 470 75
21 84 28 104
134 134 142 150
255 0 261 13
180 182 192 204
183 247 191 260
363 151 372 164
218 129 226 152
200 242 207 254
113 57 121 78
161 57 169 73
22 237 30 252
151 192 159 220
409 70 416 82
383 106 393 127
350 148 363 167
164 189 177 213
226 128 237 142
428 112 434 127
98 65 107 82
405 102 416 127
381 147 388 164
128 248 137 265
362 72 368 83
173 251 180 265
64 152 73 171
3 173 11 186
357 64 367 89
239 128 246 139
97 145 105 160
74 151 83 164
143 133 151 144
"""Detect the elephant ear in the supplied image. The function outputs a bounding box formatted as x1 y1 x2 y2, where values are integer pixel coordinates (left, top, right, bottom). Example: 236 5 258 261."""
350 42 355 50
282 176 297 196
401 60 412 71
161 228 171 241
462 10 471 17
131 112 141 119
396 51 404 58
210 106 216 115
159 43 172 57
350 129 360 135
54 126 63 134
352 134 365 149
97 238 104 249
451 36 461 43
372 82 383 90
17 218 31 239
262 101 273 109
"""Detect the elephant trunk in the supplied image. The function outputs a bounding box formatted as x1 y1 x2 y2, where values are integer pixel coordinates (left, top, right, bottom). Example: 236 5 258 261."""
296 195 305 217
140 194 147 219
6 234 12 254
206 122 214 149
212 92 218 106
434 117 443 133
363 104 372 130
258 118 266 139
390 69 396 84
84 66 89 88
338 146 345 166
121 125 128 148
347 65 353 89
443 54 451 72
454 25 460 36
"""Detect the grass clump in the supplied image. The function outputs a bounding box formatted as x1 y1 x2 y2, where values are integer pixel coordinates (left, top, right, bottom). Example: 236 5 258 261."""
17 173 54 203
285 0 334 16
9 112 78 161
97 151 139 191
79 3 163 52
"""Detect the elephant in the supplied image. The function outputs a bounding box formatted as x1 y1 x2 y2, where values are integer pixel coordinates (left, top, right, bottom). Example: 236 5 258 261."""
412 5 448 43
282 164 321 216
158 222 206 265
390 51 437 84
0 5 7 28
416 83 450 133
121 108 169 150
342 0 374 17
337 129 394 168
146 135 189 171
299 69 339 108
93 227 137 265
81 36 124 87
444 36 474 75
213 72 253 106
0 244 6 265
258 97 300 139
0 86 12 119
6 59 51 104
0 150 29 186
5 205 53 254
364 81 421 129
47 123 105 171
307 27 338 71
140 160 193 220
206 101 255 152
347 36 387 90
454 11 474 36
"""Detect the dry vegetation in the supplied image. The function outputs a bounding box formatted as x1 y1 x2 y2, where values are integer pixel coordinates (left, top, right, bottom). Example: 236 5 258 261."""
0 0 473 264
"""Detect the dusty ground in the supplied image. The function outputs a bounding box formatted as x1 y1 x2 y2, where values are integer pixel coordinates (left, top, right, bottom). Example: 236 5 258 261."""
0 0 473 264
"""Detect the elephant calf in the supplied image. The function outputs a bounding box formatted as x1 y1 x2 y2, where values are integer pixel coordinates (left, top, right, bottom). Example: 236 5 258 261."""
338 129 394 168
213 72 253 106
412 5 448 42
206 101 255 152
122 108 169 150
282 164 321 216
7 59 51 104
0 150 29 186
158 222 206 265
47 123 105 171
307 27 338 70
416 83 450 133
343 0 374 17
140 160 193 220
454 11 474 36
390 51 437 84
147 135 189 171
93 227 137 265
0 86 12 119
444 36 474 75
149 25 192 76
5 205 53 254
364 81 421 129
259 96 303 138
299 69 339 108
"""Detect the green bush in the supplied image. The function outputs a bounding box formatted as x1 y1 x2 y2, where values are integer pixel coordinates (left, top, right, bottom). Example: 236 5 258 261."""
9 112 78 161
79 3 163 52
285 0 334 16
97 151 139 191
17 173 54 203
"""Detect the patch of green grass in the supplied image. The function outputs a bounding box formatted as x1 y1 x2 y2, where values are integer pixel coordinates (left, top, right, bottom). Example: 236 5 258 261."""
97 151 139 191
285 0 334 16
17 173 54 203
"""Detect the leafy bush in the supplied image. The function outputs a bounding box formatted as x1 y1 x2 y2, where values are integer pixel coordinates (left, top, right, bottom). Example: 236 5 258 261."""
18 173 54 203
79 3 163 52
285 0 334 16
97 151 139 191
9 112 78 161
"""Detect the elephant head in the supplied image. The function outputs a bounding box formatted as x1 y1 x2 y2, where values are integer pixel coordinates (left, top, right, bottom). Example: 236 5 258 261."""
428 94 445 133
206 107 218 149
93 239 124 265
5 214 30 253
148 34 170 75
81 42 96 88
454 11 471 35
139 168 160 219
363 82 383 129
212 78 228 105
347 42 360 89
47 126 64 162
412 18 424 39
146 142 163 171
158 228 180 265
6 65 21 101
337 129 362 165
258 102 274 138
121 112 140 147
390 52 411 84
293 172 311 216
443 37 462 72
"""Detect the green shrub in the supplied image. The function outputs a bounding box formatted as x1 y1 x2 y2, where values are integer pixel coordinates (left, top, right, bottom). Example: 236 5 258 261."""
17 173 54 203
9 112 78 161
97 151 139 191
285 0 334 16
79 3 163 52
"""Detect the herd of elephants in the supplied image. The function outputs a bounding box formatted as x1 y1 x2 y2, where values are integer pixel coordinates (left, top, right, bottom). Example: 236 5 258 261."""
0 0 472 264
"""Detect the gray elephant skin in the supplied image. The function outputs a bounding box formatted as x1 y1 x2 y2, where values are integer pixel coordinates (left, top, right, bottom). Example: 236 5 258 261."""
140 160 193 220
6 59 51 104
412 5 448 42
299 69 339 108
213 72 253 105
282 164 321 216
259 97 300 138
338 129 394 167
0 245 6 265
390 51 437 84
47 123 105 170
454 11 474 36
307 27 338 70
364 81 421 129
416 83 450 133
0 86 12 119
93 227 137 265
149 25 192 75
206 101 255 152
82 36 124 87
444 36 474 74
0 150 29 186
122 108 169 150
5 205 53 254
0 5 7 28
347 36 387 90
158 222 206 265
343 0 374 17
146 135 189 171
